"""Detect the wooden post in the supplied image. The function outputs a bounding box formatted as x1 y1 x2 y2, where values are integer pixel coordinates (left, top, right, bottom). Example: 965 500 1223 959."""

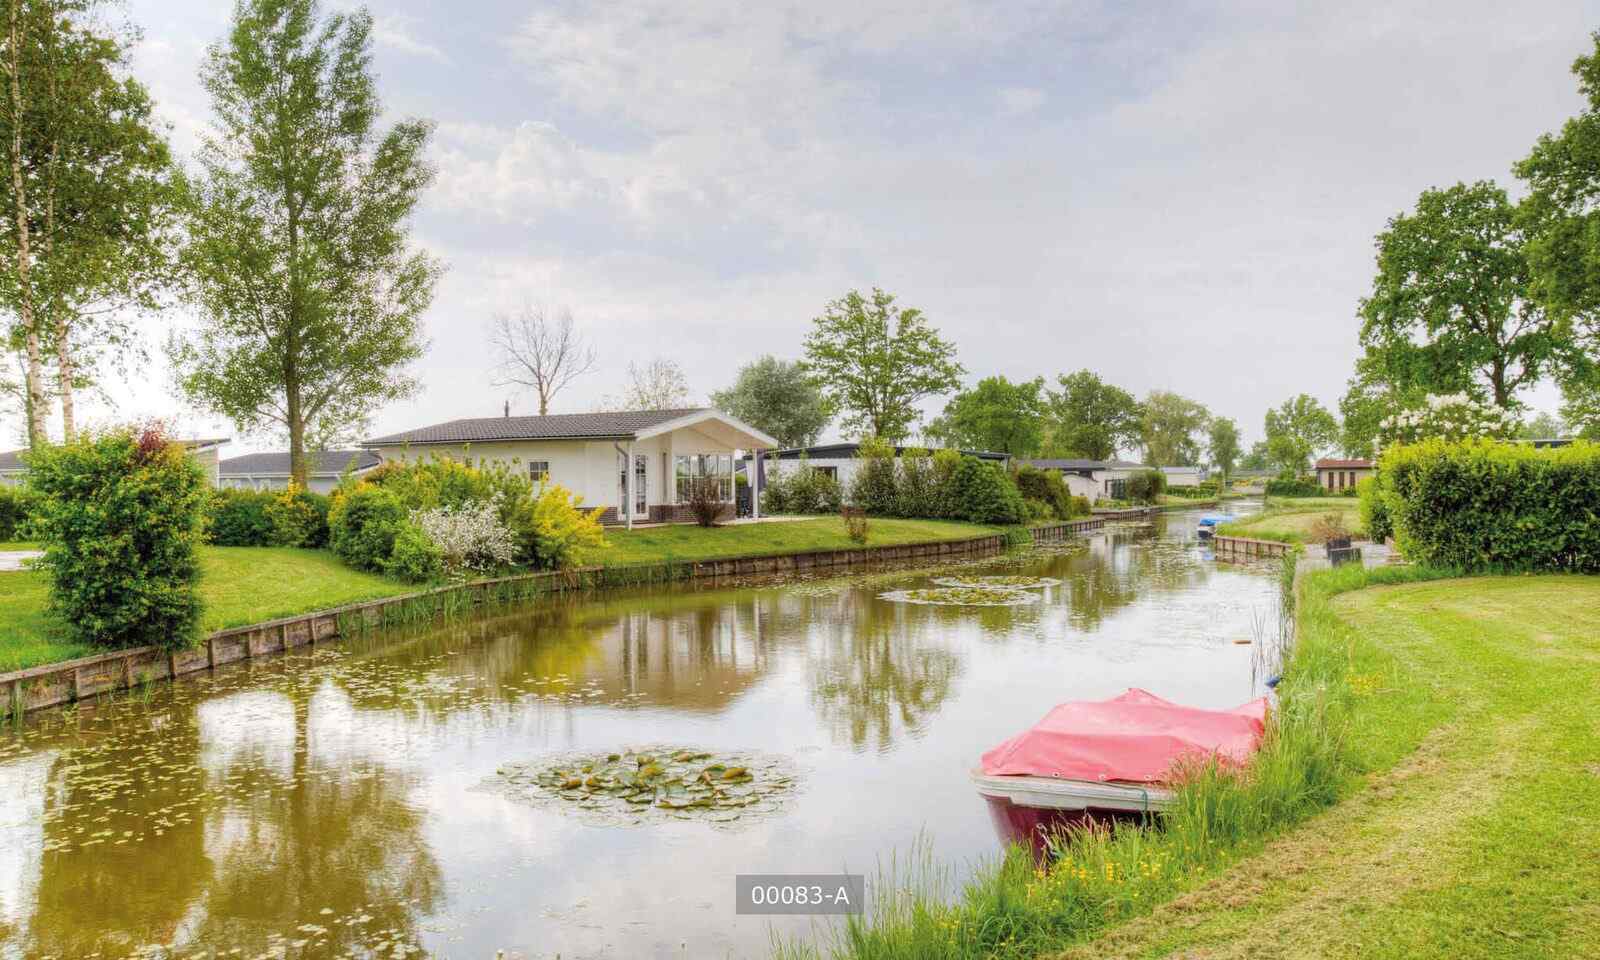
207 637 217 669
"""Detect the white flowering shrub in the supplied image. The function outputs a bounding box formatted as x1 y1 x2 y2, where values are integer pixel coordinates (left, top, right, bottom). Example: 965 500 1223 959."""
411 496 519 575
1377 393 1519 450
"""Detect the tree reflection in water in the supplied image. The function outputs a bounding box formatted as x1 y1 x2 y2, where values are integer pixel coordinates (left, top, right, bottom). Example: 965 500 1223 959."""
808 590 962 753
19 683 442 957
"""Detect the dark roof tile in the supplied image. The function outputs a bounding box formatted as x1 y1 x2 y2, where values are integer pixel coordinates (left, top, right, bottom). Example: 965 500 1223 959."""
364 408 707 446
220 450 381 477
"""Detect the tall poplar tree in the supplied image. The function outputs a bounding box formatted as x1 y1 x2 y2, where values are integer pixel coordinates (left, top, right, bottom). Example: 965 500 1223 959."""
171 0 440 485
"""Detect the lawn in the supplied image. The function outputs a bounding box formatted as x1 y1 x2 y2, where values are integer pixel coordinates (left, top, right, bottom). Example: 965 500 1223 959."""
582 516 999 567
0 547 412 672
1059 573 1600 959
779 568 1600 960
1217 501 1363 543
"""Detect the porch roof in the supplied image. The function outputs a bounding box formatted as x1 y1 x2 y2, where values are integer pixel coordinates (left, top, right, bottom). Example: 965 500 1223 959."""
363 407 777 449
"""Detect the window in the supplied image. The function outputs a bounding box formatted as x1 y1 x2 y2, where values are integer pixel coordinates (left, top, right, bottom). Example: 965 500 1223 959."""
1107 478 1127 500
675 453 733 501
816 465 838 481
529 460 550 484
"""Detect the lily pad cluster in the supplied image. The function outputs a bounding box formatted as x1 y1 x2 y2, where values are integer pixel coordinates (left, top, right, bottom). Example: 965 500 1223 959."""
931 575 1061 590
879 586 1043 606
489 747 795 826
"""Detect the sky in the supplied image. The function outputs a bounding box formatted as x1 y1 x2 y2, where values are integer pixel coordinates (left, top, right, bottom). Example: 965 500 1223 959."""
8 0 1600 455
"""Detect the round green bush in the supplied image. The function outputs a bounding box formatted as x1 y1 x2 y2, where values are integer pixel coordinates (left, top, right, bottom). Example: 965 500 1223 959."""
385 521 444 583
952 456 1026 525
26 426 207 650
329 484 408 572
267 487 331 548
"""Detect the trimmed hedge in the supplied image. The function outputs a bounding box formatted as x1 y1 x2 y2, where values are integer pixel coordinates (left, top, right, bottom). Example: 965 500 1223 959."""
1357 476 1391 543
1265 477 1325 497
1378 439 1600 571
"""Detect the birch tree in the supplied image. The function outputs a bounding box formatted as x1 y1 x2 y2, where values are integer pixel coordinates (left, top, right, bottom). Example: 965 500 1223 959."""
0 0 176 445
171 0 439 486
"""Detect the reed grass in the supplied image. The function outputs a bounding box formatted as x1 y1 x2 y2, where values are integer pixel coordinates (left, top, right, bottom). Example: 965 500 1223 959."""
774 560 1460 960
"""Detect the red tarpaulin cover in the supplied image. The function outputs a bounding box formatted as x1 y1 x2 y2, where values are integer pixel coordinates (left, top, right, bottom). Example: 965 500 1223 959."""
979 688 1269 784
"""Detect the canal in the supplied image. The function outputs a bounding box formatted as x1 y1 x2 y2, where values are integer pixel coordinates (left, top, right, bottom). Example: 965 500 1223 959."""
0 505 1280 959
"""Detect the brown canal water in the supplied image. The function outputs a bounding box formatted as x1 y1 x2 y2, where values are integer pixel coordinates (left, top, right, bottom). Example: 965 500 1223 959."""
0 505 1281 960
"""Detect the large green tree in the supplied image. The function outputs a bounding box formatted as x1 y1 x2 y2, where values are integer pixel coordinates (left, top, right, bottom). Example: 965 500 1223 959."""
1517 34 1600 418
1041 369 1141 461
171 0 439 486
0 0 176 446
800 287 962 441
1358 180 1558 409
710 355 828 448
1263 393 1339 475
925 374 1044 455
1139 390 1208 466
1337 361 1426 460
1240 440 1270 472
1207 416 1241 481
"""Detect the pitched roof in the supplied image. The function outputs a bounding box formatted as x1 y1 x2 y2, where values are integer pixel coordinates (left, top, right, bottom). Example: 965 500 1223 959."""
1023 458 1145 471
364 408 716 446
220 450 380 477
1314 458 1373 469
760 443 1008 461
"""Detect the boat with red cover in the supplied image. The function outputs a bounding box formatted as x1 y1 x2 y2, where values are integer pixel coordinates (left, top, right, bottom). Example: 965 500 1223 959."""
973 688 1268 853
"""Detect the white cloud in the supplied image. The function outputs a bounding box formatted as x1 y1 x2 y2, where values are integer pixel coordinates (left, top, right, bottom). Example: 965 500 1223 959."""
997 86 1046 117
372 13 451 64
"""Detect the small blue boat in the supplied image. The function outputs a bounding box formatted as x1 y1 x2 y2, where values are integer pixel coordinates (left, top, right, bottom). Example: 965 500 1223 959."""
1196 514 1234 539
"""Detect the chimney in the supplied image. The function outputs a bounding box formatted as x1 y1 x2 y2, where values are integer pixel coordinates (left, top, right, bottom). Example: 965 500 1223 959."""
504 399 510 418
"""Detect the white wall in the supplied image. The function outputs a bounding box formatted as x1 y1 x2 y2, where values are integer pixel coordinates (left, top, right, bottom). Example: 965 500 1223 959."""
377 427 742 513
220 475 343 495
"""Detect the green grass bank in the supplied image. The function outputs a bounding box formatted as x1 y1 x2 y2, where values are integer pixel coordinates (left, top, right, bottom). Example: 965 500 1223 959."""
778 566 1599 959
1216 497 1362 544
2 517 1001 672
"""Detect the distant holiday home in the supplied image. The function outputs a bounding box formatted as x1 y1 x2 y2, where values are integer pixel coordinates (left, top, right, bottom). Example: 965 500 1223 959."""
362 408 777 524
219 450 381 495
0 438 229 488
751 443 1010 491
1314 458 1374 491
1021 458 1145 501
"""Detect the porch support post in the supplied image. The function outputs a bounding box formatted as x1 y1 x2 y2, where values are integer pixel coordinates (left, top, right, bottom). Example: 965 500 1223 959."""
626 440 635 530
751 449 761 520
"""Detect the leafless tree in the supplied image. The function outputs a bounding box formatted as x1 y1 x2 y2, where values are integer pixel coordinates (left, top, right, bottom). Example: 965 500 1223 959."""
618 357 691 410
488 303 598 415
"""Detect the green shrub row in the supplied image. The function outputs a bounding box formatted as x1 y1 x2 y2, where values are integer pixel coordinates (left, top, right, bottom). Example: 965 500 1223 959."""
205 487 330 548
765 445 1033 525
329 457 605 582
1164 480 1219 499
1264 477 1325 497
1375 438 1600 571
0 484 37 540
